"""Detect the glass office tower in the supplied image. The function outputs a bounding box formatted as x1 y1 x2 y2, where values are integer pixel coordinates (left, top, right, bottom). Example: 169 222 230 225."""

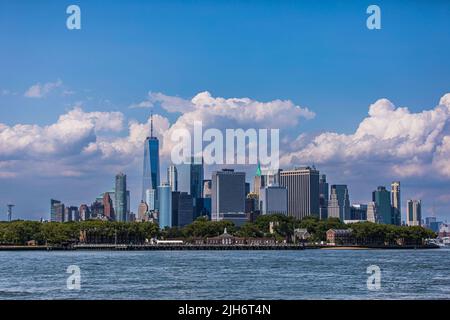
142 115 160 202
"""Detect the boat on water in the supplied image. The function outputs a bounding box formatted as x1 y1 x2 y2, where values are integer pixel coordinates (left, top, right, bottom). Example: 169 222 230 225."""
428 237 450 248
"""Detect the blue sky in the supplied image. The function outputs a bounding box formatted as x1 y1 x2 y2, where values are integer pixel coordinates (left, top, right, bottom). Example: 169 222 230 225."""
0 0 449 221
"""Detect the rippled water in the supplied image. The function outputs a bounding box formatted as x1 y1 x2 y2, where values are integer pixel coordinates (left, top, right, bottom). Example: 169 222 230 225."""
0 249 449 299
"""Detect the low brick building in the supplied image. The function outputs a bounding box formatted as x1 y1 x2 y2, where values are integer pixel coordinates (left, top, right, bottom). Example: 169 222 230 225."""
326 229 354 245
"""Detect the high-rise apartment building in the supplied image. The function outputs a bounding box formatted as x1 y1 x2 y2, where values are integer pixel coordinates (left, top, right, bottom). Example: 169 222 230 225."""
319 174 329 219
115 172 127 222
103 192 115 221
391 181 401 225
407 199 422 226
50 199 62 222
372 186 392 224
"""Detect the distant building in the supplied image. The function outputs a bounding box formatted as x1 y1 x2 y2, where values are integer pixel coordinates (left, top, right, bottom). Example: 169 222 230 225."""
280 166 320 219
65 206 79 222
261 169 281 187
145 188 156 211
197 197 211 219
90 200 104 219
319 174 329 220
327 185 350 221
326 229 353 245
372 186 392 224
425 217 442 233
245 193 258 214
206 228 245 245
64 207 71 222
167 165 178 192
211 169 246 221
253 165 281 197
406 199 422 226
103 192 115 221
259 185 287 215
213 212 249 227
142 114 160 201
115 173 128 222
177 156 204 217
177 156 204 200
438 223 450 238
366 202 380 223
203 180 212 198
172 192 194 227
350 204 367 221
158 184 172 228
391 181 401 225
253 162 263 197
293 228 311 243
79 204 90 221
50 199 62 222
137 201 148 222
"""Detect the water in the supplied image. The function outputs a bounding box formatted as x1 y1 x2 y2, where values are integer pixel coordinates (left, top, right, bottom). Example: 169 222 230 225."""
0 249 449 299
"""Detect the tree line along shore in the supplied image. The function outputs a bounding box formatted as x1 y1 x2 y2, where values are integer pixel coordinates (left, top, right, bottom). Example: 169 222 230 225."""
0 215 436 248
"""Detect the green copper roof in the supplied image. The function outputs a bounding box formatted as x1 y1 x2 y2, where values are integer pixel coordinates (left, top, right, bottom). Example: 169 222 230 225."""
256 162 262 176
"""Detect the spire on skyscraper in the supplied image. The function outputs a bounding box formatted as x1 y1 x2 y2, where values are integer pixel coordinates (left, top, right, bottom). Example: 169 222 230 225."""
150 110 154 138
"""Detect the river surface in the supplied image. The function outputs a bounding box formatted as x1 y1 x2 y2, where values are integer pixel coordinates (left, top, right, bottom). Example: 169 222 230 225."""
0 249 449 299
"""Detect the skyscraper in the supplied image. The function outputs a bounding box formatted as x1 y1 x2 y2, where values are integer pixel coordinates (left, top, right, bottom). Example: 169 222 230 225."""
50 199 61 222
158 184 172 228
137 201 148 222
260 185 288 215
145 188 156 211
211 169 246 219
366 202 380 223
177 156 203 218
177 156 204 200
142 113 160 201
203 180 212 198
115 172 127 222
391 181 401 225
280 167 320 219
79 204 90 221
52 202 65 223
253 162 263 196
327 185 350 221
372 186 392 224
350 204 367 221
407 199 422 226
167 165 178 192
171 191 194 227
319 174 329 220
103 192 115 221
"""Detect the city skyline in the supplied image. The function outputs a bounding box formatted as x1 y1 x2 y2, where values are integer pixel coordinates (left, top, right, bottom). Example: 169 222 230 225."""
1 1 450 220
